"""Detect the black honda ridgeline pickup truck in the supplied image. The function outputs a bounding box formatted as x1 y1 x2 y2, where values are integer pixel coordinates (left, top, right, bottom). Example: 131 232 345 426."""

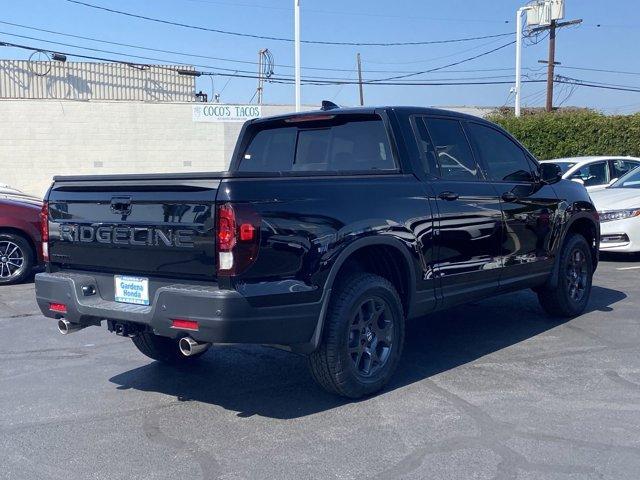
35 106 600 398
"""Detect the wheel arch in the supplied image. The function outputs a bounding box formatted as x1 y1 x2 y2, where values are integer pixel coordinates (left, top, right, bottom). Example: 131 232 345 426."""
304 236 417 353
548 213 599 289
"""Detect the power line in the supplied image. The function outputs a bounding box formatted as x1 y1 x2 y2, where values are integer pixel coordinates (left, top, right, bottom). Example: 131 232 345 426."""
180 0 512 24
0 20 260 68
558 65 640 77
3 38 640 94
64 0 514 47
361 36 509 66
554 76 640 93
371 41 516 82
0 30 255 75
0 36 492 84
0 31 517 83
0 20 517 75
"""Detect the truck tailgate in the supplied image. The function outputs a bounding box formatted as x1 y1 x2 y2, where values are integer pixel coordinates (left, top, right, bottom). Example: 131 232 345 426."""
46 175 220 280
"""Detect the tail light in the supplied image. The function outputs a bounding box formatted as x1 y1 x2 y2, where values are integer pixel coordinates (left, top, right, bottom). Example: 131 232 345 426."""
40 201 49 261
216 203 260 275
171 319 199 331
49 303 67 314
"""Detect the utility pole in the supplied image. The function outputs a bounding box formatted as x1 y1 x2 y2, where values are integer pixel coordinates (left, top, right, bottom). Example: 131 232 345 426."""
294 0 301 112
530 18 582 111
545 20 557 112
356 53 364 106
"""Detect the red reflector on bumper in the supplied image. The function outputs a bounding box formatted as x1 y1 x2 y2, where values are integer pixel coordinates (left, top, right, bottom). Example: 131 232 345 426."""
171 319 199 331
49 303 67 314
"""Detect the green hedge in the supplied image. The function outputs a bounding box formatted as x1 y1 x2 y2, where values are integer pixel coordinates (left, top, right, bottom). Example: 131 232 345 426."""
487 110 640 160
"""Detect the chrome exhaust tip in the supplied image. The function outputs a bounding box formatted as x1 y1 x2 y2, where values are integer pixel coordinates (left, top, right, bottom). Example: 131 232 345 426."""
178 337 210 357
57 319 85 335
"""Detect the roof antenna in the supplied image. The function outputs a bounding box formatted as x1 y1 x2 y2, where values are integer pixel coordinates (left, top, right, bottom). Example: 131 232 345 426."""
321 100 340 111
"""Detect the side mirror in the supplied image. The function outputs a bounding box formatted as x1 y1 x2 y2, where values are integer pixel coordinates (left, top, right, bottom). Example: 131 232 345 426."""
539 163 563 184
608 177 618 186
571 178 585 185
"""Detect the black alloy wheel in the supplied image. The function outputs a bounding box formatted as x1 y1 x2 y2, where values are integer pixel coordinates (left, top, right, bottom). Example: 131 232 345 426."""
348 296 395 378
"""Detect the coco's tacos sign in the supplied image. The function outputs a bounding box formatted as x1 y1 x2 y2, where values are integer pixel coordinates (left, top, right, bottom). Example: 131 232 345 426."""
193 104 261 123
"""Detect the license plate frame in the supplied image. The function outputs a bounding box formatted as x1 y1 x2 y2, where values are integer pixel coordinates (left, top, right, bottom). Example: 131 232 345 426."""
114 275 150 306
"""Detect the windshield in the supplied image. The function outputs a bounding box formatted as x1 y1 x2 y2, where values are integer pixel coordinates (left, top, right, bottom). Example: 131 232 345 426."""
610 165 640 188
547 162 576 174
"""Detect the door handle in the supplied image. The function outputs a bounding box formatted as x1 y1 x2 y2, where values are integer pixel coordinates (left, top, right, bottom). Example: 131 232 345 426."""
501 191 518 202
438 191 459 201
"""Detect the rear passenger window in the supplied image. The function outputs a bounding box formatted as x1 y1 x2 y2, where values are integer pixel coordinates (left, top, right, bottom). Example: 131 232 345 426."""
421 118 481 181
239 117 396 172
467 123 534 182
610 159 640 180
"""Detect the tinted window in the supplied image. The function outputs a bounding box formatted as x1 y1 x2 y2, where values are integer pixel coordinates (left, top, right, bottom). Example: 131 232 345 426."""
423 118 480 181
569 161 609 187
611 165 640 188
467 123 534 182
241 127 297 172
411 116 437 175
610 159 640 179
239 118 395 172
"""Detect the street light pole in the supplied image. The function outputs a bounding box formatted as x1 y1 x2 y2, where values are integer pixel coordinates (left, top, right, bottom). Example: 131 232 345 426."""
515 6 531 117
294 0 301 112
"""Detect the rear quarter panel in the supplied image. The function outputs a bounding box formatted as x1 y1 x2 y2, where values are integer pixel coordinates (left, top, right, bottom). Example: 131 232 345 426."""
218 174 433 307
548 178 600 258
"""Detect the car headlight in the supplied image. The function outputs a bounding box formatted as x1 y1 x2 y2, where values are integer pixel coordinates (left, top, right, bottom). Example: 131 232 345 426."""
598 209 640 222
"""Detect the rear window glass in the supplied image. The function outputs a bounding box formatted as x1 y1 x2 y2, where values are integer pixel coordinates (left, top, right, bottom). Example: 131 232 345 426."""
238 118 396 172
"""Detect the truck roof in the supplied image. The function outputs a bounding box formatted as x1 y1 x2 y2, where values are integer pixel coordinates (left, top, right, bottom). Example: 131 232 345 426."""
251 105 485 125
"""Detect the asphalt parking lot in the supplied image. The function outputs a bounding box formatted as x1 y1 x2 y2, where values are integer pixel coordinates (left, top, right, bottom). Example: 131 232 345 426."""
1 256 639 480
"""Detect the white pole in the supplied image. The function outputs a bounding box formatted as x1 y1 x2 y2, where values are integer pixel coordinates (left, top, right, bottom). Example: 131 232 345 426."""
294 0 301 112
515 7 525 117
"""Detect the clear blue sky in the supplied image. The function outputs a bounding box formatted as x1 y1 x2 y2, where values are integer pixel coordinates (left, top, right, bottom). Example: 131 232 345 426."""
0 0 637 112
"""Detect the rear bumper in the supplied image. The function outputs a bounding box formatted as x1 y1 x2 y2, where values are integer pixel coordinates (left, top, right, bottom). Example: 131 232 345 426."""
35 271 322 348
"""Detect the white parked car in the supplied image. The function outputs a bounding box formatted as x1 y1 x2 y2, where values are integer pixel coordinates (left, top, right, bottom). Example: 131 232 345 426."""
540 156 640 191
590 166 640 253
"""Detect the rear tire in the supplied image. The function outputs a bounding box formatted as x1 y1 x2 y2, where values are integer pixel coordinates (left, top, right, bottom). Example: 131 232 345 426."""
132 331 207 364
309 273 405 399
537 233 593 318
0 233 34 285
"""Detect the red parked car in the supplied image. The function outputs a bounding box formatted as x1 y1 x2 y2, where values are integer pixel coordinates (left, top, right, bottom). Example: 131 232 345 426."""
0 192 44 285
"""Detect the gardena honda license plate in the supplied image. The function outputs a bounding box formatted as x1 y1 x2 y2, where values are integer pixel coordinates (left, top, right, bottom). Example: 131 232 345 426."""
114 275 149 306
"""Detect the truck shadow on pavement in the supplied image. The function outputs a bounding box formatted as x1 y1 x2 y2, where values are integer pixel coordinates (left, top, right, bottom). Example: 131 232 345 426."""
109 286 626 419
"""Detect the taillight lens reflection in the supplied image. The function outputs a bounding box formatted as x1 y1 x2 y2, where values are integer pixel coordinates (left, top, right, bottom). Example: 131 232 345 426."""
216 203 260 275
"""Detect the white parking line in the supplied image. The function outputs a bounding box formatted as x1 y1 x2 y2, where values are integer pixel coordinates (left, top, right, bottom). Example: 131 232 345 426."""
616 266 640 270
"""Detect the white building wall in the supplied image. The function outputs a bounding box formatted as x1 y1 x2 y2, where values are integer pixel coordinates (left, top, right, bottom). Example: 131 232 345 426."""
0 100 296 196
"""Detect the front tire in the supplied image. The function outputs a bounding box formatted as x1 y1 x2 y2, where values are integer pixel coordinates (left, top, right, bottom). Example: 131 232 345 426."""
309 273 405 399
0 233 34 285
132 331 207 364
537 233 593 317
